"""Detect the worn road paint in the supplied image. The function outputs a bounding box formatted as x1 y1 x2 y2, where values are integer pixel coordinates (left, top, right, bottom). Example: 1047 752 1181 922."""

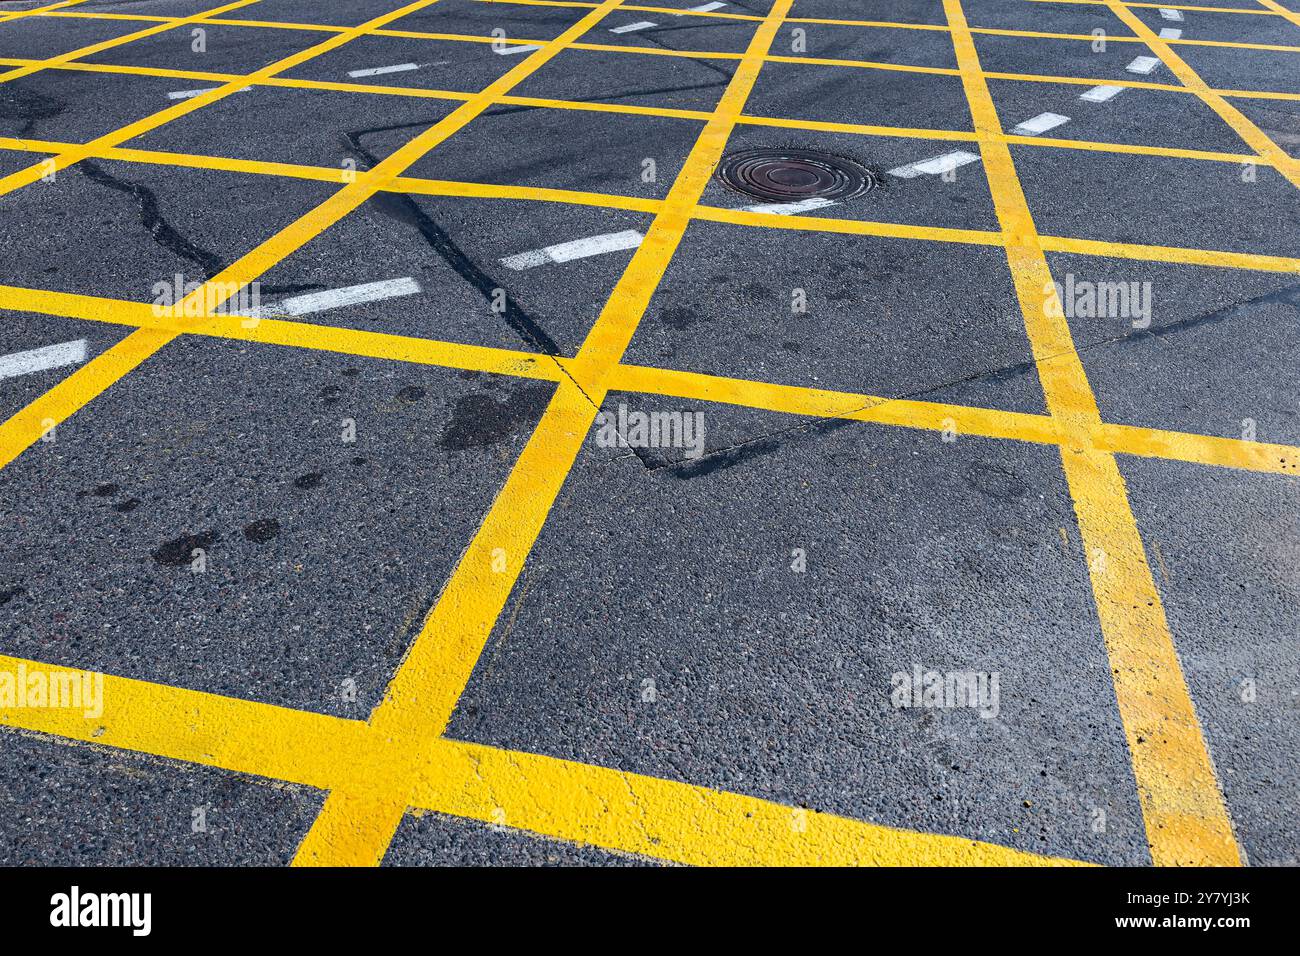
500 229 645 270
494 43 542 54
1159 27 1183 39
609 21 658 33
1159 8 1184 21
0 339 87 381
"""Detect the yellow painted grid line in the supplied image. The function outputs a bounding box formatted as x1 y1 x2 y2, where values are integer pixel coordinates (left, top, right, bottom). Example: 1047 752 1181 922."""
0 0 459 475
1028 0 1288 14
291 0 808 868
3 128 1292 275
486 0 1290 23
1103 0 1300 189
0 653 1080 865
0 0 88 26
0 0 444 198
0 0 266 87
33 2 1300 53
23 10 1300 101
945 0 1240 867
0 55 1282 170
1257 0 1300 28
3 280 1297 480
0 0 1289 869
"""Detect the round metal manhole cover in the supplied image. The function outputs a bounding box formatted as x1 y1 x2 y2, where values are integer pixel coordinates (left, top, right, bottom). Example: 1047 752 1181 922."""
715 147 876 203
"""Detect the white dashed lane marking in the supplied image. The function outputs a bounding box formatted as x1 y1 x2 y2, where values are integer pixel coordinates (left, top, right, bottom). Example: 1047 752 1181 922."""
887 150 981 178
347 63 420 77
1159 7 1184 20
167 86 250 100
741 197 838 215
494 44 542 55
0 339 87 381
684 2 727 11
256 278 423 317
1011 112 1070 135
1080 84 1125 102
610 21 658 33
500 230 645 270
1159 27 1183 39
1126 56 1162 75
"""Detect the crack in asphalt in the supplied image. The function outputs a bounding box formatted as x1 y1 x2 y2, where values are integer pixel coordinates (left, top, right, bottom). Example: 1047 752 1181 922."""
76 158 325 296
343 124 599 406
611 281 1300 478
0 82 64 139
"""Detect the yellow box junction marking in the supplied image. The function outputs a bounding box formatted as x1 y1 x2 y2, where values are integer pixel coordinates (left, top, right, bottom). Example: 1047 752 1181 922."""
944 0 1241 867
0 0 1293 868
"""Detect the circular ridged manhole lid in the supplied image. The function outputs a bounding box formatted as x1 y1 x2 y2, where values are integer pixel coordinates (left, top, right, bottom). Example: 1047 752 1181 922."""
715 147 876 203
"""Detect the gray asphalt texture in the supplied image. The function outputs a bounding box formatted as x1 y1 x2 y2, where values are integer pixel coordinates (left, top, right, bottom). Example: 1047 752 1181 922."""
0 0 1297 867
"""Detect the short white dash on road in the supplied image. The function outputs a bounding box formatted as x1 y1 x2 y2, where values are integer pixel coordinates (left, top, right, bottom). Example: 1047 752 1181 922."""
610 20 658 33
1158 27 1182 39
167 86 250 100
347 62 420 77
684 2 727 11
741 196 837 215
494 43 542 55
1126 55 1162 75
262 277 422 317
0 339 87 381
1159 8 1184 21
887 150 981 179
500 230 644 270
1010 111 1070 135
1080 84 1124 102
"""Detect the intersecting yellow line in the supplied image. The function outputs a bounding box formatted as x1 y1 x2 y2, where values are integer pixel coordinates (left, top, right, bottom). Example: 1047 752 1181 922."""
0 54 1280 168
0 0 1290 870
3 280 1296 479
289 0 804 868
0 653 1081 865
1029 0 1285 13
1257 0 1300 28
945 0 1240 867
0 0 459 477
2 127 1296 276
0 0 87 26
1103 1 1300 188
24 10 1300 103
0 0 265 86
0 0 441 196
40 1 1300 52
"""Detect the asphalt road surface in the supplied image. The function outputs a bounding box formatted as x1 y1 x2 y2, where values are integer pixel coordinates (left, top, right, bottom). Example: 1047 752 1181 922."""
0 0 1297 868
